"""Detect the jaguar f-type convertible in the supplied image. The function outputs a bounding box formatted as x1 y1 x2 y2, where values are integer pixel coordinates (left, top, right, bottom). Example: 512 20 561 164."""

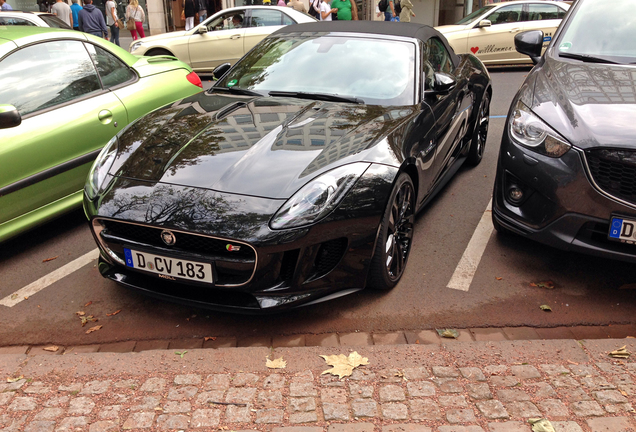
84 22 492 312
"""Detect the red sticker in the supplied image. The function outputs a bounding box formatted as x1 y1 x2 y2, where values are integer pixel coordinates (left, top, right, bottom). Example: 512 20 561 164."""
470 47 479 54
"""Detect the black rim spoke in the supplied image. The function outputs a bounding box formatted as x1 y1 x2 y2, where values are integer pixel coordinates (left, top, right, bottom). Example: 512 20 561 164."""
385 181 414 281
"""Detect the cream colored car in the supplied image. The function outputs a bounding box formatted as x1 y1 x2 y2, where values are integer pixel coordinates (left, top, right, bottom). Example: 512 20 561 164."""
436 0 569 65
129 6 316 74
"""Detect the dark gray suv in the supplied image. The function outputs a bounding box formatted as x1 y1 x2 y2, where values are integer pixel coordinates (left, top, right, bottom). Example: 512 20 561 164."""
492 0 636 263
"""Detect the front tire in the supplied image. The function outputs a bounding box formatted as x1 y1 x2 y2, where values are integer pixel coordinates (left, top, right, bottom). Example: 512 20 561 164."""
368 173 415 290
466 91 490 166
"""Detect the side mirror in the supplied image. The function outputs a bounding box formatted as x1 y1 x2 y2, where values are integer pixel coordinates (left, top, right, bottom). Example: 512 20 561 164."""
476 19 491 28
0 105 21 129
212 62 231 80
425 72 456 96
196 25 208 34
515 30 543 64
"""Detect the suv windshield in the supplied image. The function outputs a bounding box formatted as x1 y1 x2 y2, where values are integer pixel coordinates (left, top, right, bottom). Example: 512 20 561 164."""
456 5 495 25
216 34 416 106
557 0 636 64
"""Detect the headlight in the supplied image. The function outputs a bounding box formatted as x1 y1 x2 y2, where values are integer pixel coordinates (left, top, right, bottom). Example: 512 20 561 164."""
131 41 143 52
509 100 571 158
85 136 118 200
270 162 370 230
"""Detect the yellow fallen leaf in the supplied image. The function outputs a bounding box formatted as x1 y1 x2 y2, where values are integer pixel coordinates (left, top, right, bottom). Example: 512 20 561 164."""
320 351 369 379
7 375 23 383
106 310 121 317
204 336 217 341
86 325 102 334
266 357 287 369
84 301 92 307
76 311 85 316
43 346 59 352
539 305 552 312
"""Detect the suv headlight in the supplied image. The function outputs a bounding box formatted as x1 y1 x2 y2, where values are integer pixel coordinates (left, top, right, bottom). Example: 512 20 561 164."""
270 162 370 230
85 136 118 200
509 100 571 158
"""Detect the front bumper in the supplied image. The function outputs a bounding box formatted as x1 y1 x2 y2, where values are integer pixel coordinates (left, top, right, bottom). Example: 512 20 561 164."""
493 128 636 263
84 164 398 312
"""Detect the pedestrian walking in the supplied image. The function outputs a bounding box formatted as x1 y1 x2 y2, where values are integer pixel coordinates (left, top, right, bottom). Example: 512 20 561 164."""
319 0 337 21
0 0 13 11
196 0 207 23
287 0 306 13
277 0 286 6
105 0 120 46
330 0 357 20
308 0 321 19
376 0 395 21
51 0 73 28
78 0 108 39
182 0 197 31
126 0 145 40
399 0 414 22
70 0 82 30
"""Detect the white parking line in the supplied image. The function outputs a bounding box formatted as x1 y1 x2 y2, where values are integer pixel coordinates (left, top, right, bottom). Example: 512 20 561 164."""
447 199 493 291
0 249 99 308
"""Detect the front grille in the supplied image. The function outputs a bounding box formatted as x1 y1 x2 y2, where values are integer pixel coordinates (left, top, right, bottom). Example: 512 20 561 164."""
586 149 636 205
97 219 256 286
101 220 255 260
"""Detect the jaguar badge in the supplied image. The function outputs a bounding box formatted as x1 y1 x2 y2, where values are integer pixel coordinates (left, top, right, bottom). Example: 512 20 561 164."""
161 230 176 246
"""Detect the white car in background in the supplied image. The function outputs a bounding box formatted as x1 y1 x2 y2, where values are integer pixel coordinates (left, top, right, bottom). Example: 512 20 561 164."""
0 10 72 28
436 0 569 65
129 6 316 74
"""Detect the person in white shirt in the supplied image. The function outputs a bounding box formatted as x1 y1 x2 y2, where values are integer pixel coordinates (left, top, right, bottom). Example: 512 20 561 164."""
51 0 72 27
105 0 120 46
320 0 337 21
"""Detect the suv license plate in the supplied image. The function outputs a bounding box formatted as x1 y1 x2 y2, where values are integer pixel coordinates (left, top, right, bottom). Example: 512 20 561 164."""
124 248 214 283
608 216 636 244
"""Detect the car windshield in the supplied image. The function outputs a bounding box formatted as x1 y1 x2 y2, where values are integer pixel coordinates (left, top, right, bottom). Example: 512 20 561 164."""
215 34 416 105
557 0 636 64
456 5 495 25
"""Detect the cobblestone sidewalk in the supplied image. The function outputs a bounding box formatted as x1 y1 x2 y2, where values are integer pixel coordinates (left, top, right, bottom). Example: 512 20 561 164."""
1 339 636 431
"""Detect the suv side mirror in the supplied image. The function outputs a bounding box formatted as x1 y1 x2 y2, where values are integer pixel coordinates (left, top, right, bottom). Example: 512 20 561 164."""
213 62 231 80
515 30 543 64
0 105 21 129
476 19 491 28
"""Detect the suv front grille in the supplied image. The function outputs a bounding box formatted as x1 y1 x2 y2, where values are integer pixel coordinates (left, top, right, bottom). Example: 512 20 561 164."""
586 148 636 205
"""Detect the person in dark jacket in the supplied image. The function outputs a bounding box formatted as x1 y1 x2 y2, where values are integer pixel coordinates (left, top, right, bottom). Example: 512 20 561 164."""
78 0 108 38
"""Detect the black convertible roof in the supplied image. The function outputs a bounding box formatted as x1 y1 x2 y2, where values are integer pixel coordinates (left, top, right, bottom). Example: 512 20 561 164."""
271 21 460 66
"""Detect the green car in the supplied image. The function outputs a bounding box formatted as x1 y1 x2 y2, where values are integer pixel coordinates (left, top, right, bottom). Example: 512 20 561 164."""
0 27 203 242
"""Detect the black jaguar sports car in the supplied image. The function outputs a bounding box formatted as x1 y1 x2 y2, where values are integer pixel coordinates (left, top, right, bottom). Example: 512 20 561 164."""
84 21 492 312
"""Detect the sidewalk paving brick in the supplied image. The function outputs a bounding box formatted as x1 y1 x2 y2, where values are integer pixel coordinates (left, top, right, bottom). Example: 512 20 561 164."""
3 337 636 431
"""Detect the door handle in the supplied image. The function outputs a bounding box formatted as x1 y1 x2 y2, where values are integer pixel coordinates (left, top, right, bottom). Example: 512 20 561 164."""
98 109 113 125
231 34 241 39
509 27 521 33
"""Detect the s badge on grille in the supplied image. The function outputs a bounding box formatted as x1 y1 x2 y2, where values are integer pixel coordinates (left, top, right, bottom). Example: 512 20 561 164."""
226 244 241 252
161 230 176 246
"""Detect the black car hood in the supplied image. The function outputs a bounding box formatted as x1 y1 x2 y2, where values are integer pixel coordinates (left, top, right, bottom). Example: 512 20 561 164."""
529 53 636 149
112 92 410 199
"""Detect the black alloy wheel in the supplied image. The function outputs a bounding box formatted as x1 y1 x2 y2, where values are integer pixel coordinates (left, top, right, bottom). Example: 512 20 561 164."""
467 91 490 166
368 173 415 290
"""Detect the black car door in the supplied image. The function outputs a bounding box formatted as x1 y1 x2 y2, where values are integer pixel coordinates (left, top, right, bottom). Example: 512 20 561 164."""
423 37 470 192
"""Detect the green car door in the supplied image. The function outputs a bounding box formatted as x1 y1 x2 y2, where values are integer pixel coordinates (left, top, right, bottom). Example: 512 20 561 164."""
0 39 129 240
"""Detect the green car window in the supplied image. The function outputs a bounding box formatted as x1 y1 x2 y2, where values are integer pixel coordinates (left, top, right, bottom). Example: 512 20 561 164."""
0 40 101 116
85 43 136 89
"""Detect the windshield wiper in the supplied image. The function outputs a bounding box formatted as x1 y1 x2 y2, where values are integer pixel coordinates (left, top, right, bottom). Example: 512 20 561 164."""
268 91 363 104
558 52 619 64
210 86 264 96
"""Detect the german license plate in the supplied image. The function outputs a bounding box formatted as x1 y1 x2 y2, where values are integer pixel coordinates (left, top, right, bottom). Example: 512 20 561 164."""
124 248 214 283
608 216 636 244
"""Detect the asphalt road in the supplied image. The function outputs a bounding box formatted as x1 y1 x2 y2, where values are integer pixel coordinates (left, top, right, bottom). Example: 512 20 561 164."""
1 67 635 347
